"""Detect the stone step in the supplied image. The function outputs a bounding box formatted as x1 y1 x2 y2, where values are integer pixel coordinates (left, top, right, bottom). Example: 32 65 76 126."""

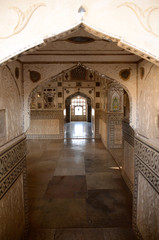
28 227 137 240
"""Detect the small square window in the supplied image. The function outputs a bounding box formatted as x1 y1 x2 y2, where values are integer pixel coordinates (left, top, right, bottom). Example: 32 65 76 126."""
58 103 62 108
58 92 62 97
96 103 100 108
58 82 62 87
96 92 100 97
96 82 100 87
37 103 42 109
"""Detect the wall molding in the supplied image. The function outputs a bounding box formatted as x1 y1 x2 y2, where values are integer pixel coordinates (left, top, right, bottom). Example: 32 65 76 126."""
27 134 63 139
0 138 26 181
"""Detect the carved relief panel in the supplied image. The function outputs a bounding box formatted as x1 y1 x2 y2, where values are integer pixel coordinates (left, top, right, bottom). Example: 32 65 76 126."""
108 83 124 113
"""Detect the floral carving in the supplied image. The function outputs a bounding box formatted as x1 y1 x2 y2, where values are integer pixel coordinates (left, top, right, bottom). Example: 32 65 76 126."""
0 3 46 39
118 3 159 37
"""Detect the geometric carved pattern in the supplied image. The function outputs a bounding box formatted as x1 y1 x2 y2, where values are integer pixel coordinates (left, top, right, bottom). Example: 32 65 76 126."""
0 160 24 199
133 137 159 240
135 139 159 177
0 137 28 237
71 66 86 80
0 139 26 181
136 157 159 194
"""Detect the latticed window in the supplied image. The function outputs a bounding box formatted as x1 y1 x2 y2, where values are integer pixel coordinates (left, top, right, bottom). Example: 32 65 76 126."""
71 96 86 115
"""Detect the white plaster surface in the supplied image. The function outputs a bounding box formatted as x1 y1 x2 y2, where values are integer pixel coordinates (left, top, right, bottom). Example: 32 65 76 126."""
0 1 159 63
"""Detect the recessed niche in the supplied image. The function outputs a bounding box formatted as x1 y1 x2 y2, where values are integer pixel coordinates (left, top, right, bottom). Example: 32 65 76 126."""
15 67 19 79
0 110 6 139
67 36 94 44
96 103 100 108
58 82 62 87
96 82 100 87
140 67 145 79
58 103 62 108
30 70 41 82
119 69 131 80
58 92 62 97
96 92 100 97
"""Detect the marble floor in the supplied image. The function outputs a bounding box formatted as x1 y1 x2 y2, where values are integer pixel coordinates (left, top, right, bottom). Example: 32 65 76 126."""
27 139 136 240
64 122 94 138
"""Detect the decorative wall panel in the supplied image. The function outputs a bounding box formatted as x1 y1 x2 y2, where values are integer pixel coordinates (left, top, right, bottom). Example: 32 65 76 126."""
0 137 28 240
133 137 159 240
108 113 123 148
27 110 64 139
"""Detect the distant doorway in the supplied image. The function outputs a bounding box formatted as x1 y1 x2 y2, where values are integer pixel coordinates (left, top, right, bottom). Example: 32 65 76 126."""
71 95 87 121
65 93 94 138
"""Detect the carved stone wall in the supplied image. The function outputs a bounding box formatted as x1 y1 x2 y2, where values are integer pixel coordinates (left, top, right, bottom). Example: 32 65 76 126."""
107 113 123 148
133 137 159 240
0 137 28 240
0 62 23 146
122 121 135 193
27 110 64 139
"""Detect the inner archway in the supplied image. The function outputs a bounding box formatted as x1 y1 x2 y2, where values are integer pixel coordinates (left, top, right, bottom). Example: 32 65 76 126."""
64 92 94 138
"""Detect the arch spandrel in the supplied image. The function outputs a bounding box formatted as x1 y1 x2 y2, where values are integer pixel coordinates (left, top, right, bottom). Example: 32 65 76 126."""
0 1 159 64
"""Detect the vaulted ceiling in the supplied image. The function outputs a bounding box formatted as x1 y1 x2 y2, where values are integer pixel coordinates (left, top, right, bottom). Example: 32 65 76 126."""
18 28 141 64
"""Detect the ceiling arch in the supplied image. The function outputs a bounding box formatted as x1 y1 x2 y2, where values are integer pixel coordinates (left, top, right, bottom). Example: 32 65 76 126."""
0 0 159 65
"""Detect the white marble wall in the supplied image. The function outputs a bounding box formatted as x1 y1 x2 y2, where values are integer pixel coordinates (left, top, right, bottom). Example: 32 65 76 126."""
123 140 134 191
137 61 159 143
28 119 60 135
0 61 23 146
137 173 159 240
0 174 25 240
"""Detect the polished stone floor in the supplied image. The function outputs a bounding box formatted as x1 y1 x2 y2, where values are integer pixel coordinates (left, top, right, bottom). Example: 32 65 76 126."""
64 122 94 138
27 139 136 240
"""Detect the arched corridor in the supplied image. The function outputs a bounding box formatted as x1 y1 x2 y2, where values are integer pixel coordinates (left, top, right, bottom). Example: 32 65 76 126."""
0 2 159 240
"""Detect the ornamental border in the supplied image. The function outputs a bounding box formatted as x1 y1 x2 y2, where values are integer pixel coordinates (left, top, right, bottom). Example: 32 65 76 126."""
0 139 26 181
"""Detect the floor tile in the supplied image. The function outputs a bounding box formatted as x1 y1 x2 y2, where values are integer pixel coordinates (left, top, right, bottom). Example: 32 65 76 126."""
103 228 136 240
86 189 132 227
30 199 87 228
45 176 87 199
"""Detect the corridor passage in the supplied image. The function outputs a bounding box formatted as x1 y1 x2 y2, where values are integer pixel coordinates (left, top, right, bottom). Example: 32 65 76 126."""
64 122 94 138
27 139 136 240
